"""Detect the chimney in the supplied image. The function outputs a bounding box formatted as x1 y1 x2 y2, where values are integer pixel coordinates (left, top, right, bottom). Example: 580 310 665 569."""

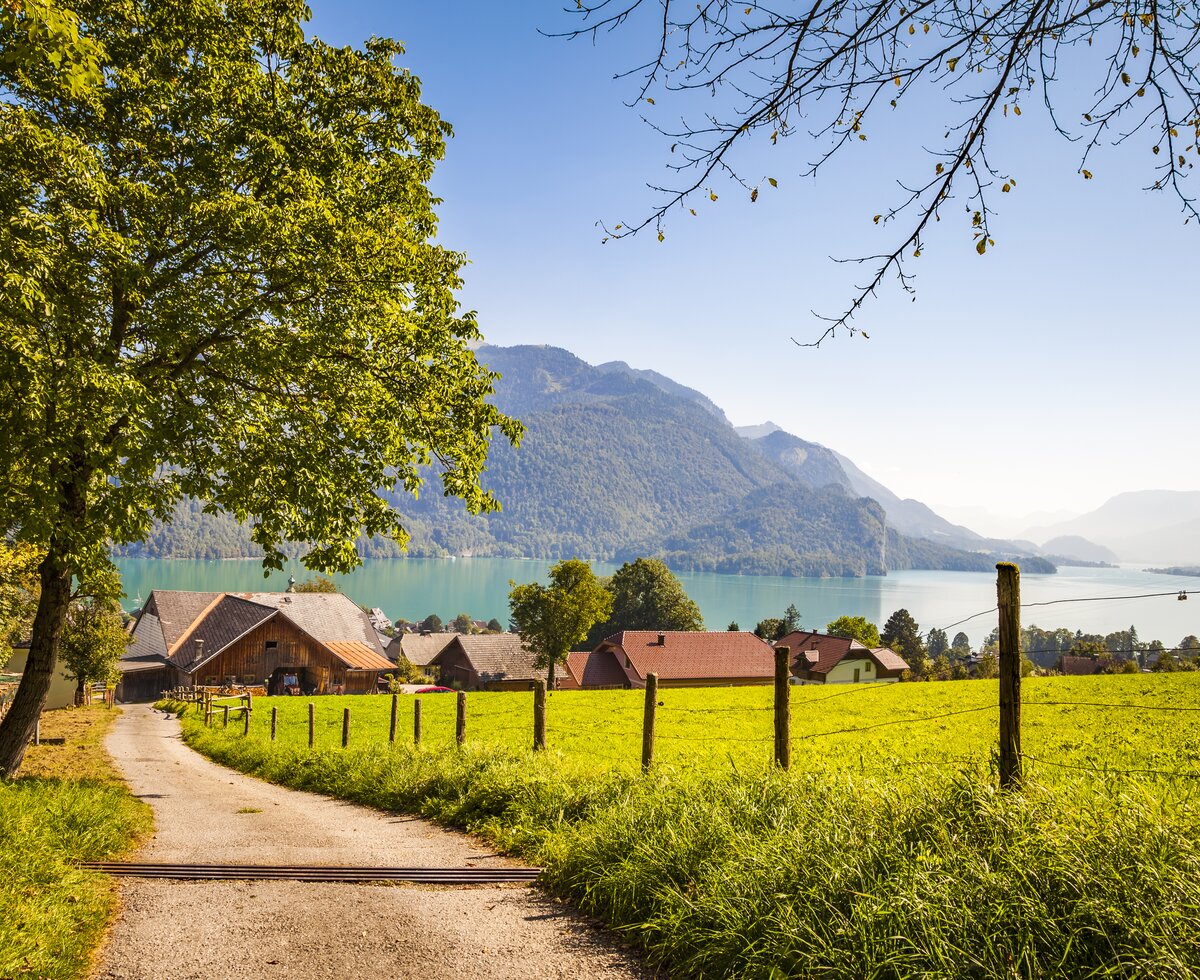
657 632 665 646
193 638 204 666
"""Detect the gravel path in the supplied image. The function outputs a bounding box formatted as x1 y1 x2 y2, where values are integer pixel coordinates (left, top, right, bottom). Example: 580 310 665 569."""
92 705 649 979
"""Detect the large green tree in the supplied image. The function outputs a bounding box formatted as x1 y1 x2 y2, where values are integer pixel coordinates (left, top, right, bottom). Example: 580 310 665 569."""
825 615 881 648
509 559 612 689
881 608 926 664
0 1 520 774
60 594 128 704
586 557 703 647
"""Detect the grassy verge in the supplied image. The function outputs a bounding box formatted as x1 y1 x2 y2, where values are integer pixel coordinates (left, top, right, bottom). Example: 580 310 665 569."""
170 693 1200 978
0 705 153 980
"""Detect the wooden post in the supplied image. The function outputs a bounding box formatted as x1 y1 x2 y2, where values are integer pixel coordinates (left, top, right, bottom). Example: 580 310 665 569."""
997 562 1023 789
342 707 351 749
389 693 398 744
641 673 658 771
307 702 315 749
774 646 791 770
413 698 422 746
533 679 547 751
456 691 466 747
243 701 250 736
270 706 277 742
222 705 229 728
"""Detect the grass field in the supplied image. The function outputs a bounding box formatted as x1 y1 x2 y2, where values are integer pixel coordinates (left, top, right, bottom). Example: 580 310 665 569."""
0 705 153 980
172 674 1200 978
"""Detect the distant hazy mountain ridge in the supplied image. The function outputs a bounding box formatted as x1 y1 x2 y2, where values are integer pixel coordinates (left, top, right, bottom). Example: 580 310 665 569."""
116 343 1055 577
1026 491 1200 565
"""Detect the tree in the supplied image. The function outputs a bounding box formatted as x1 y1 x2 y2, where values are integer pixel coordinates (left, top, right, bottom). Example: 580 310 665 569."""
420 614 444 634
562 2 1200 339
927 628 949 658
783 603 802 634
0 2 521 774
585 557 704 647
60 594 128 704
881 609 925 663
0 1 103 97
1181 635 1200 652
977 651 999 680
452 612 474 634
0 542 40 660
825 615 881 648
727 621 740 631
510 559 612 688
754 618 787 643
294 576 338 594
951 632 972 653
486 618 504 633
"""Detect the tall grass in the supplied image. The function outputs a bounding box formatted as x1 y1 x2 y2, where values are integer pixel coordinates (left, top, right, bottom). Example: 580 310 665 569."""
176 699 1200 978
0 707 153 980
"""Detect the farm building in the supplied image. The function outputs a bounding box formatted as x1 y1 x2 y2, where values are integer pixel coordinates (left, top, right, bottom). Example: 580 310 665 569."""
3 640 78 710
778 630 908 684
115 590 393 701
387 632 455 670
585 631 776 688
1057 654 1104 676
428 634 541 691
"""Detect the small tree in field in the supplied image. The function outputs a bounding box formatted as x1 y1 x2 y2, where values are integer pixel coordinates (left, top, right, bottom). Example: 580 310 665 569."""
509 559 612 689
60 595 128 704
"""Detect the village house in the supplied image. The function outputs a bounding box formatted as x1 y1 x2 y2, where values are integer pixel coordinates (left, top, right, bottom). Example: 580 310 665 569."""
386 632 456 672
1057 654 1104 676
427 633 542 691
777 630 908 684
115 590 394 701
580 631 777 688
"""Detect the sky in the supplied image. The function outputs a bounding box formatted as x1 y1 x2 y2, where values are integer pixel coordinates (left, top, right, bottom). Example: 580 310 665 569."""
306 2 1199 540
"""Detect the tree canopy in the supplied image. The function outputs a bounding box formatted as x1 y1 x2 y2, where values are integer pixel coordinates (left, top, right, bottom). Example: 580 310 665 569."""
509 559 613 688
562 1 1200 337
0 0 520 773
586 557 704 647
60 594 128 702
882 608 926 663
825 615 881 648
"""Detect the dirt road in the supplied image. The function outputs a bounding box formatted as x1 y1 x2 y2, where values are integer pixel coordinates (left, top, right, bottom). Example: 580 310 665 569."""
92 705 648 979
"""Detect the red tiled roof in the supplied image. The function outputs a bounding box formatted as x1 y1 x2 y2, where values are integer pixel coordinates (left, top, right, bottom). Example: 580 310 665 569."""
599 631 774 681
325 641 394 671
1059 655 1103 676
871 647 910 672
777 631 908 676
564 649 629 689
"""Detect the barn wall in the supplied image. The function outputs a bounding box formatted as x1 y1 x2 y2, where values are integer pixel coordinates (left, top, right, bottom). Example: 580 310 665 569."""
189 618 348 693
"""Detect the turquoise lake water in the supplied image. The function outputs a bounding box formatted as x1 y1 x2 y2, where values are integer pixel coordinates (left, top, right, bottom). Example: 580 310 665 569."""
112 557 1200 648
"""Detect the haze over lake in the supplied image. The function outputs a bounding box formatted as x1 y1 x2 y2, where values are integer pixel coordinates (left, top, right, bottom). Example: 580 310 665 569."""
114 558 1200 648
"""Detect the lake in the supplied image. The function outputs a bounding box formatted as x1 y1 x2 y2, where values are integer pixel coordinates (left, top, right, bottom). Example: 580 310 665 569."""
111 557 1200 648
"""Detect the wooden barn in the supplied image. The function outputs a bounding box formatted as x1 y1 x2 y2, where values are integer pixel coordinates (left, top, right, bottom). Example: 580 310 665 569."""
428 634 541 691
116 590 393 701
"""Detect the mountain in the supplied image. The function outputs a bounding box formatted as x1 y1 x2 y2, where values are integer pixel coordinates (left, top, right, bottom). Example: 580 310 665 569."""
117 343 1053 577
1026 491 1200 564
1040 536 1119 565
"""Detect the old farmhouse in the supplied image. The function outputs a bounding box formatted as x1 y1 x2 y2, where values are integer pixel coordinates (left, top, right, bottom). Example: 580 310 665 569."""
778 630 908 684
581 631 777 688
116 590 393 701
428 634 542 691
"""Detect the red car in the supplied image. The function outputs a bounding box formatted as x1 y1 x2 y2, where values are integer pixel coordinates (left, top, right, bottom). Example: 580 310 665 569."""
414 685 455 694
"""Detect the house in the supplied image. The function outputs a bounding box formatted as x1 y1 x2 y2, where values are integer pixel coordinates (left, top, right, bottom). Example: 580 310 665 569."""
3 639 78 710
558 649 631 690
388 632 456 670
428 633 541 691
1058 654 1104 676
586 631 777 688
115 590 394 701
777 630 908 684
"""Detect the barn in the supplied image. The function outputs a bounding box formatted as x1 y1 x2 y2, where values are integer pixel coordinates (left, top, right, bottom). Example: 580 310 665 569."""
115 590 394 701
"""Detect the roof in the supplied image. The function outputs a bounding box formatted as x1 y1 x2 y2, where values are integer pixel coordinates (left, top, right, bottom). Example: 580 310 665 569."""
325 641 395 671
122 589 388 674
564 649 629 689
598 631 775 681
433 634 542 683
393 633 456 667
1059 655 1103 676
776 630 907 676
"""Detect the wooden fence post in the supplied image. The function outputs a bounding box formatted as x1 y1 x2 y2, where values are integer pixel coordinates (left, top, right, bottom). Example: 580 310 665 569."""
243 699 250 736
641 672 658 771
413 698 422 746
456 691 466 747
308 702 315 749
342 707 351 749
774 646 791 770
389 693 398 745
270 706 277 742
222 705 229 728
997 562 1023 789
533 679 547 751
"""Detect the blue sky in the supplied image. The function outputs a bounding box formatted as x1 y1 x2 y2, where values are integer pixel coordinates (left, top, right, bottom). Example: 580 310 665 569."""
307 2 1198 538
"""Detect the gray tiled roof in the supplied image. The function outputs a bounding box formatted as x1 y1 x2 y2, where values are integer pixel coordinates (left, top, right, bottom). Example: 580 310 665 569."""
148 592 223 650
234 592 386 656
439 634 541 683
393 633 456 666
170 595 277 669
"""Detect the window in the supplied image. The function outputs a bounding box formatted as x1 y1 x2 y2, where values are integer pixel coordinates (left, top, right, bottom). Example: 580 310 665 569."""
265 640 278 651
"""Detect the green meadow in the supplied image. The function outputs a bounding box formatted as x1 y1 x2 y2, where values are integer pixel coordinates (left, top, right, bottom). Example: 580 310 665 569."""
171 674 1200 978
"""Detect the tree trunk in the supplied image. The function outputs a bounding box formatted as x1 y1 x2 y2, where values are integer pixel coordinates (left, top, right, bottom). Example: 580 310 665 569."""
0 545 72 775
546 658 556 691
75 677 86 707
